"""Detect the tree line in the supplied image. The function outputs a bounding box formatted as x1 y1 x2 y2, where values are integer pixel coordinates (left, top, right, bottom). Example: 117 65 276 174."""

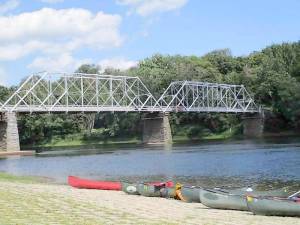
0 41 300 146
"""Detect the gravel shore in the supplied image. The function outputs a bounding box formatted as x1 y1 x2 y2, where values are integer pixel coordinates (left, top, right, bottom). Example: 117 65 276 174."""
0 181 299 225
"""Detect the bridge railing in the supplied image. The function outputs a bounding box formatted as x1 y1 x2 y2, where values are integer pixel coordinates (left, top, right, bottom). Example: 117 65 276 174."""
156 81 259 113
0 72 161 113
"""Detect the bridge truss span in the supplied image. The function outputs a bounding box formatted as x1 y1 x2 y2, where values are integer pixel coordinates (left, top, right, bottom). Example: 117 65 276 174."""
0 72 259 113
1 72 160 113
157 81 259 113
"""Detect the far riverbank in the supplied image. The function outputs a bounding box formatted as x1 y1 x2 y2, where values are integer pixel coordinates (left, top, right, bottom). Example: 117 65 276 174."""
21 129 300 149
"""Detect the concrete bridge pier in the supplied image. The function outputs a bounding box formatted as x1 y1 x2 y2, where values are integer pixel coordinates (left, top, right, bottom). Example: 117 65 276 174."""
142 112 172 144
242 112 264 138
0 112 20 151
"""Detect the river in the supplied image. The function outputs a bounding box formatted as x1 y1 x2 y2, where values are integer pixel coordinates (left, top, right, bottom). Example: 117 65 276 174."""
1 137 300 189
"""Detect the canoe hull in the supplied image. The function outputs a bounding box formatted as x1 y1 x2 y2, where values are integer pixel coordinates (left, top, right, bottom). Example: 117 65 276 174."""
247 196 300 217
200 187 291 211
68 176 121 190
200 189 248 211
181 187 201 203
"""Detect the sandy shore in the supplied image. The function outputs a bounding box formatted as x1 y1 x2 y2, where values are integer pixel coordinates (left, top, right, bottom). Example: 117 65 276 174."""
0 181 299 225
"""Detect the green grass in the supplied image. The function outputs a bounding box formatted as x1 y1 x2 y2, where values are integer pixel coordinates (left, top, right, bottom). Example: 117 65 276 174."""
202 127 241 140
23 133 141 148
42 137 141 147
0 172 41 183
173 127 240 143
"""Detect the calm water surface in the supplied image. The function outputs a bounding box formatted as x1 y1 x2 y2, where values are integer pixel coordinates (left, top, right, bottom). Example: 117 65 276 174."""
1 137 300 189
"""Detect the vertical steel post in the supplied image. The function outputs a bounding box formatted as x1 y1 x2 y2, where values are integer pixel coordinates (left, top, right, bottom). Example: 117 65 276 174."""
123 77 127 106
48 75 51 107
65 75 68 110
110 77 113 106
96 77 99 108
81 76 84 107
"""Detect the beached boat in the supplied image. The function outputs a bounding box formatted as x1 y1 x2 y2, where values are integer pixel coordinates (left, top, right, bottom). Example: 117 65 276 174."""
137 183 166 197
68 176 122 190
200 188 290 211
179 186 289 204
179 186 251 203
175 186 248 203
246 196 300 217
200 189 248 210
122 181 174 196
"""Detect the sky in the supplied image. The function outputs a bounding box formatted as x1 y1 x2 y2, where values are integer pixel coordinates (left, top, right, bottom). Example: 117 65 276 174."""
0 0 299 86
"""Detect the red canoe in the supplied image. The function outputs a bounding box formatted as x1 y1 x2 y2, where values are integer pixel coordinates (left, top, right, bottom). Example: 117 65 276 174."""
68 176 122 190
68 176 174 190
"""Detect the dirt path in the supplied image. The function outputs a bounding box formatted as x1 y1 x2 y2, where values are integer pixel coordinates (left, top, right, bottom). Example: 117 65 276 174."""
0 181 299 225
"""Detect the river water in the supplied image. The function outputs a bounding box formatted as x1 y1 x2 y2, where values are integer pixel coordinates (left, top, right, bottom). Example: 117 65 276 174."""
1 137 300 189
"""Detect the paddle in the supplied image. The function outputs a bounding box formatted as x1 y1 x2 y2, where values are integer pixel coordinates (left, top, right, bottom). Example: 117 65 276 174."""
288 190 300 199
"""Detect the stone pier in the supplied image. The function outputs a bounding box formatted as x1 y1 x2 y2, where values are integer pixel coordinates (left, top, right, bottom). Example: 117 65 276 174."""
0 112 20 151
0 113 6 150
142 112 172 144
242 112 264 138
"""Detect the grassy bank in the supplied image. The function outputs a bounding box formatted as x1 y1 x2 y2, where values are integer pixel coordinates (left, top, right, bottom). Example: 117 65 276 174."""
0 172 41 183
173 127 240 143
22 133 142 148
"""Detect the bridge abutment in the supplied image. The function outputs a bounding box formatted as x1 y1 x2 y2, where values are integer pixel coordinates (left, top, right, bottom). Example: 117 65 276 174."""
142 112 172 144
0 112 20 152
242 112 264 138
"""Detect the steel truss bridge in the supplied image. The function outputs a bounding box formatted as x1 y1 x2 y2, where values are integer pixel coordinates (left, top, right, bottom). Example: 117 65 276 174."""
0 72 259 113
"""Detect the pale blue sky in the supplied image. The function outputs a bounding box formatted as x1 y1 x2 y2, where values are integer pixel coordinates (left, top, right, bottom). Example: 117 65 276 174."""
0 0 299 86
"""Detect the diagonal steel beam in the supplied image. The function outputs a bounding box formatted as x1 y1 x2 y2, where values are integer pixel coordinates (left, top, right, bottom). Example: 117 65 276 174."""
4 72 48 112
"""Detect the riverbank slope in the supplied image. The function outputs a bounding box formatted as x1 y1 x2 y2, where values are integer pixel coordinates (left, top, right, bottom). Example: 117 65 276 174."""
0 175 299 225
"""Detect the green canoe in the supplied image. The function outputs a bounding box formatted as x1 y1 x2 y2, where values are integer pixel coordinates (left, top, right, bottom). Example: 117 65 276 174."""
180 187 201 203
121 182 140 195
200 189 248 211
122 182 169 197
179 187 262 204
200 187 290 211
246 196 300 217
137 183 170 197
